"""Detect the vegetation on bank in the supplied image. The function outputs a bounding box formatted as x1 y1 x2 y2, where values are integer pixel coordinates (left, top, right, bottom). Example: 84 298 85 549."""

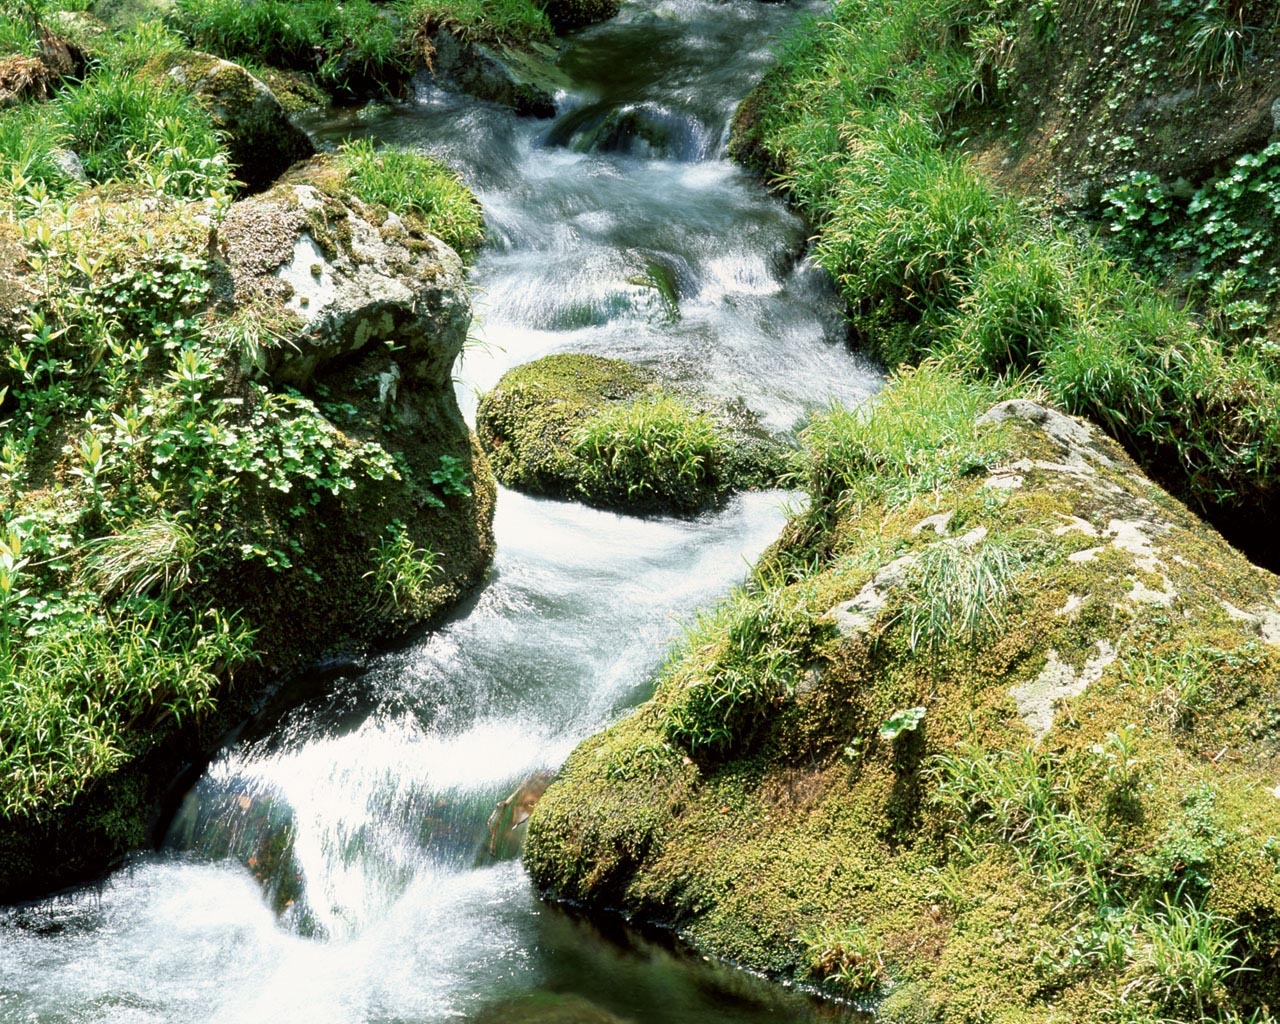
526 365 1280 1024
0 0 498 893
476 354 791 514
731 0 1280 564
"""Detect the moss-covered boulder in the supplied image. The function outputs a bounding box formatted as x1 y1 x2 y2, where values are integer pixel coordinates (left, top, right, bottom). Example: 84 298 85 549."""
159 51 314 192
526 367 1280 1023
421 29 559 117
476 353 792 514
0 160 494 898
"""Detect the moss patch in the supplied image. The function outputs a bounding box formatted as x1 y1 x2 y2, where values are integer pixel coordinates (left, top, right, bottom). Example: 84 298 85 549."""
476 353 792 515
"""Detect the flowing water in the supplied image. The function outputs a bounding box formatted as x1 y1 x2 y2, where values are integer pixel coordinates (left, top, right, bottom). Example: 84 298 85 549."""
0 1 883 1020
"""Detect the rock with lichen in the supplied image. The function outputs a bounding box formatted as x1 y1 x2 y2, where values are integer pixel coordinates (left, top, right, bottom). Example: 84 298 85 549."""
525 368 1280 1023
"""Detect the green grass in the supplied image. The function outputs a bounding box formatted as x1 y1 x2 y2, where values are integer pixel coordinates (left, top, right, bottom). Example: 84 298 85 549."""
338 138 484 258
736 0 1280 538
56 65 230 196
572 395 727 513
398 0 551 47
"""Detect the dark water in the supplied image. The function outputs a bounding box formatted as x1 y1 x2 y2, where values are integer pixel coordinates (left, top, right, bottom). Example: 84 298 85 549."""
0 2 881 1021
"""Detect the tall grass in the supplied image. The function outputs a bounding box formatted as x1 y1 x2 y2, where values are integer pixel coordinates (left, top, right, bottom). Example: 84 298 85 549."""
743 0 1280 525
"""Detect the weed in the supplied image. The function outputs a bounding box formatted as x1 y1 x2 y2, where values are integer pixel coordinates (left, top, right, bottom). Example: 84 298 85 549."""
364 519 439 618
898 537 1025 654
80 515 201 600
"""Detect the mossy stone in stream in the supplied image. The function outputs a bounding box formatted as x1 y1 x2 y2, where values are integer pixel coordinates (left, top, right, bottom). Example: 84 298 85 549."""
476 353 791 515
526 366 1280 1022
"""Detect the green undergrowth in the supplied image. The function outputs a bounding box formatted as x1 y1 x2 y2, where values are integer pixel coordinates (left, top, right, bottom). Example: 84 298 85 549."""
731 0 1280 561
476 353 791 515
526 365 1280 1024
0 94 489 873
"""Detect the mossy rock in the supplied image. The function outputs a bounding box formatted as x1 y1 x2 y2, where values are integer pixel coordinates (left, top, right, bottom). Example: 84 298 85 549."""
153 50 315 193
537 0 621 31
476 353 792 515
526 379 1280 1022
0 180 495 898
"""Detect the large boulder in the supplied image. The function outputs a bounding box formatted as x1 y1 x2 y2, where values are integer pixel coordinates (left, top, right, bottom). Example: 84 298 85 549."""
418 30 560 117
219 165 469 389
162 52 315 193
526 369 1280 1023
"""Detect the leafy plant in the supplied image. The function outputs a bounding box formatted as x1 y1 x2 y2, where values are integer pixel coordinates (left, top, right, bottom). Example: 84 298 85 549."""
880 706 926 741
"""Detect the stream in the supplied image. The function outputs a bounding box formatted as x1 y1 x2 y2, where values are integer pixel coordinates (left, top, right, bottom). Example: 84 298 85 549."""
0 0 882 1020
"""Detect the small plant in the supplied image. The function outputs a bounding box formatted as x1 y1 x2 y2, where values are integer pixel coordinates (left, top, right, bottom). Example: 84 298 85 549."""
364 520 439 618
430 453 471 498
880 706 926 741
804 923 885 995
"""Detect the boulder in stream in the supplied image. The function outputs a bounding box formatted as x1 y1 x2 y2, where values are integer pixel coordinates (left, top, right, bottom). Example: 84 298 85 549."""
526 366 1280 1022
476 353 792 515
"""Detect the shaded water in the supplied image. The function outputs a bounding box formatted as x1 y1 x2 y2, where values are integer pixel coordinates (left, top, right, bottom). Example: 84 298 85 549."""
0 1 882 1020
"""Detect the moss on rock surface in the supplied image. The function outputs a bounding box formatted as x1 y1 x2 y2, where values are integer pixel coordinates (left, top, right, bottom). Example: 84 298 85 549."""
476 353 791 514
526 366 1280 1023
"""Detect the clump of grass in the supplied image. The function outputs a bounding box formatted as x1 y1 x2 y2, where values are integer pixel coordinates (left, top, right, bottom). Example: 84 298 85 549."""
572 394 726 513
338 138 483 259
364 519 440 619
0 603 256 817
799 362 1020 511
80 515 201 600
898 538 1024 654
397 0 550 47
803 923 886 994
56 67 230 196
660 582 816 760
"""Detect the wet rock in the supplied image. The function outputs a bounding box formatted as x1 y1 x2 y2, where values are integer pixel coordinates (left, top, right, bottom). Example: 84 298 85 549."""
486 771 555 857
420 30 558 117
162 52 315 193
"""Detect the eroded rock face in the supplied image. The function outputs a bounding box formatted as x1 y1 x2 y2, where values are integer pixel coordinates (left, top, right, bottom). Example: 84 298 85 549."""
526 391 1280 1021
219 168 470 390
165 53 315 193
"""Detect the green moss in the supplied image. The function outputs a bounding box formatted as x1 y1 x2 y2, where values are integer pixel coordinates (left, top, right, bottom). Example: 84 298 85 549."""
477 353 791 514
526 369 1280 1022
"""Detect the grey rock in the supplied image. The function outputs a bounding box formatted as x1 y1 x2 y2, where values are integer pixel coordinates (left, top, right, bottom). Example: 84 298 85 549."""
219 171 471 392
